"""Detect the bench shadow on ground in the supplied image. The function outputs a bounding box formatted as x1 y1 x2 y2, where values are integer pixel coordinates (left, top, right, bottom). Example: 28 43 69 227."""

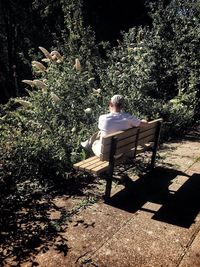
108 167 200 228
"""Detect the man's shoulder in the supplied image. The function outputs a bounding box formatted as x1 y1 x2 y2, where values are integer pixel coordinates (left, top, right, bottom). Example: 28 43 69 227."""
121 112 133 118
99 112 132 119
99 113 111 120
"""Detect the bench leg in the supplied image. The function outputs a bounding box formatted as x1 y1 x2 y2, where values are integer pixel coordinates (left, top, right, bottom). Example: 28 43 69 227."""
150 121 162 170
104 137 116 201
150 149 157 170
104 171 113 201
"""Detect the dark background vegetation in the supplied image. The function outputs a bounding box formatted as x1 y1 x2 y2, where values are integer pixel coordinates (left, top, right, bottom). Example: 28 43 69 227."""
0 0 161 104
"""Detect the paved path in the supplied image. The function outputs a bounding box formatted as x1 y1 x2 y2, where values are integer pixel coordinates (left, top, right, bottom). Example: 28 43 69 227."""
22 133 200 267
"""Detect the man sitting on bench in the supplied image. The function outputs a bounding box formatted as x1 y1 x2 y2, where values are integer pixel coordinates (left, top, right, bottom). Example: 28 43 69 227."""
81 94 148 157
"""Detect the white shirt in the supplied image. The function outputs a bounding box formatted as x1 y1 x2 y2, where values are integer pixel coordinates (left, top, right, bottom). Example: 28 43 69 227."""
92 112 141 157
98 112 141 137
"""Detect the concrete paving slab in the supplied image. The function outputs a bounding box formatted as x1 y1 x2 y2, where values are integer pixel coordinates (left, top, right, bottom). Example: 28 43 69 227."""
159 140 200 172
52 196 82 210
187 161 200 173
169 141 200 159
159 155 195 172
30 202 133 266
179 229 200 267
168 175 190 192
162 140 200 152
90 211 200 267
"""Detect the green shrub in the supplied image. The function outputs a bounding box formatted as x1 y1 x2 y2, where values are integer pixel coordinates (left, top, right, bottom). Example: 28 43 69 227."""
98 0 199 137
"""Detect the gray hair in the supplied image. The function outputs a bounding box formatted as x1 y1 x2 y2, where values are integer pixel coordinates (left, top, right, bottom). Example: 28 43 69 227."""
110 95 124 107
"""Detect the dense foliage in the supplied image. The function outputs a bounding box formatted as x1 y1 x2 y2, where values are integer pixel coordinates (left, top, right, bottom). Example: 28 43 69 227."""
1 0 200 188
99 0 200 135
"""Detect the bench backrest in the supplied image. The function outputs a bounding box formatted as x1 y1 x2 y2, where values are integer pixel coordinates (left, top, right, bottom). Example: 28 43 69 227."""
100 119 162 161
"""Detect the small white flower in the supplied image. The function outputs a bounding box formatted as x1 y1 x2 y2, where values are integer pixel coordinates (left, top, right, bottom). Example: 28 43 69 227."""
51 92 60 103
92 88 101 96
88 77 95 83
71 127 76 133
74 58 81 71
51 55 57 61
84 108 92 114
32 61 46 72
41 58 50 63
22 80 35 87
38 46 53 60
33 79 48 91
96 88 101 94
127 47 133 52
15 99 32 108
50 50 63 60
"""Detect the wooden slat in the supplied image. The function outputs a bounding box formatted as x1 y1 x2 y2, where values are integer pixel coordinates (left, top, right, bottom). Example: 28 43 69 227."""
73 156 98 169
77 157 102 170
139 127 156 139
93 144 150 174
100 141 137 161
102 127 139 145
84 159 108 171
138 134 155 146
101 134 137 154
90 162 109 174
139 119 162 132
137 121 160 146
116 142 136 155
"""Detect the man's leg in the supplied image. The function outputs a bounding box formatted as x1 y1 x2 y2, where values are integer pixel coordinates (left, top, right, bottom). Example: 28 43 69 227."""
81 131 100 152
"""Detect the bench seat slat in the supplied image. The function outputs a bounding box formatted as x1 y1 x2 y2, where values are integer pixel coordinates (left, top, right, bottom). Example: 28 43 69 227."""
90 162 109 174
74 156 109 174
83 159 108 172
78 157 102 170
73 156 99 169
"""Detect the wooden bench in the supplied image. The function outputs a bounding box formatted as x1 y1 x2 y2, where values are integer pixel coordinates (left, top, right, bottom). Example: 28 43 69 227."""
73 119 163 200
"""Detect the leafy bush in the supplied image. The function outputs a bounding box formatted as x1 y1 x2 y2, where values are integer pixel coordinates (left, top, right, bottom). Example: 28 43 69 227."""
99 0 199 136
0 0 105 184
1 51 104 183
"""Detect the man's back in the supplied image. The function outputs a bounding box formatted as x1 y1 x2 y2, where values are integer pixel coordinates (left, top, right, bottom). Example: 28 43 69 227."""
98 112 141 137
